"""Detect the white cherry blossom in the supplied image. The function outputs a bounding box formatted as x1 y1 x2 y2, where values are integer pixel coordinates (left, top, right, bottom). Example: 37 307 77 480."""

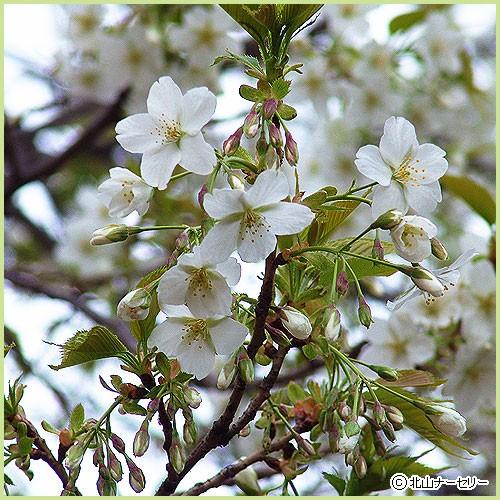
387 250 477 311
202 169 314 263
390 215 437 263
359 312 434 368
148 305 248 380
355 116 448 218
98 167 153 217
157 241 241 317
116 76 217 190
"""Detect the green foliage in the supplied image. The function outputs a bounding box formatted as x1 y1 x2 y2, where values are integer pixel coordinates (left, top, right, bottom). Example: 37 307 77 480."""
271 77 291 99
277 102 297 120
389 5 449 34
441 174 495 224
48 326 130 370
70 404 85 432
239 84 267 102
377 369 447 388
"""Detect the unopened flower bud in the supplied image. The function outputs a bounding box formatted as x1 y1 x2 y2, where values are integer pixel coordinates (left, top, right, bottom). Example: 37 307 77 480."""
90 224 132 245
336 271 349 296
198 184 208 209
431 237 448 260
263 98 278 119
117 288 151 321
427 404 466 437
371 210 403 230
325 306 341 342
381 420 396 442
107 449 123 482
370 364 399 382
133 419 150 457
170 432 185 474
373 430 387 456
408 267 445 297
328 425 340 453
284 130 299 166
147 398 160 414
354 455 367 479
235 464 262 495
111 433 125 454
338 401 351 421
256 130 269 156
255 345 272 366
126 457 146 493
296 435 316 456
243 108 260 138
386 406 404 430
357 296 373 328
65 441 85 470
372 234 384 260
268 122 282 148
281 306 312 340
184 387 202 409
217 355 237 390
239 425 251 437
59 428 74 448
174 230 189 251
228 173 246 190
183 419 197 445
373 401 386 427
223 127 243 156
238 348 255 384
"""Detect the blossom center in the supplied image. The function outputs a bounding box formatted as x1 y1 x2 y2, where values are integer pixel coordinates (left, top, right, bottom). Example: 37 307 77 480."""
182 319 209 347
154 116 183 145
120 182 134 203
188 268 212 298
400 225 424 247
240 210 270 243
392 151 425 186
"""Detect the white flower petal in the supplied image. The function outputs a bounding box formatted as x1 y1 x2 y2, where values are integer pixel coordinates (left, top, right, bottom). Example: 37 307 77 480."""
371 183 408 218
216 257 241 286
243 169 290 208
379 116 418 167
140 144 181 190
412 143 448 184
162 304 193 318
261 202 314 235
109 167 142 182
148 318 186 355
181 87 217 134
178 342 215 379
203 189 244 219
237 217 277 263
157 266 190 308
179 133 216 175
354 145 392 186
405 184 439 215
186 271 233 317
115 113 159 153
209 317 249 355
387 286 420 311
201 220 240 261
147 76 183 120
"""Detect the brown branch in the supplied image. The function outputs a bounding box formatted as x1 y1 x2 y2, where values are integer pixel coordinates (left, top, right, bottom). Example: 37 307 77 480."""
5 88 129 199
156 250 283 495
7 414 70 489
5 268 133 350
181 432 293 496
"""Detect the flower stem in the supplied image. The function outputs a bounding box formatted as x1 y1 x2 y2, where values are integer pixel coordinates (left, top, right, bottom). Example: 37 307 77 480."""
324 195 372 205
348 181 377 194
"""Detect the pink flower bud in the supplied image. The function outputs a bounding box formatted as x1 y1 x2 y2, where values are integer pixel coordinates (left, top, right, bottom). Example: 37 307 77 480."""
243 108 260 138
372 237 384 260
268 122 283 148
336 271 349 296
198 184 208 209
126 457 146 493
357 296 373 329
223 127 243 156
263 98 278 119
285 130 299 166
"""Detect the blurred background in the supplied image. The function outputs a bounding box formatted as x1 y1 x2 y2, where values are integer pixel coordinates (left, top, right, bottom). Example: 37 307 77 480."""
4 3 496 495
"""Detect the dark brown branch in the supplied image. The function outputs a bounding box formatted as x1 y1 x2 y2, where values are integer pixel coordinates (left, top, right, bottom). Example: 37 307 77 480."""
156 251 282 495
182 432 293 496
5 268 133 350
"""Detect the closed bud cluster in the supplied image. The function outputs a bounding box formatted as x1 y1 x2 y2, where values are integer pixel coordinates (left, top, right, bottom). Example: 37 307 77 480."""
431 237 448 260
284 130 299 166
280 306 312 340
243 108 260 138
90 224 136 246
117 288 151 321
336 271 349 296
223 127 243 156
357 296 373 328
385 405 404 430
237 348 255 384
133 419 150 457
263 98 278 119
325 306 341 342
370 210 403 230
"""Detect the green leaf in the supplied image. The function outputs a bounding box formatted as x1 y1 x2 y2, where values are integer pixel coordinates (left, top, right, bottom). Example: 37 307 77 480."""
41 420 60 435
345 453 447 495
122 402 147 417
17 437 35 456
323 472 345 495
369 387 477 458
70 404 85 432
213 50 263 75
377 369 447 388
288 381 307 403
239 84 267 102
441 174 495 224
389 10 427 34
271 78 291 99
221 4 271 47
277 102 297 120
48 326 130 370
